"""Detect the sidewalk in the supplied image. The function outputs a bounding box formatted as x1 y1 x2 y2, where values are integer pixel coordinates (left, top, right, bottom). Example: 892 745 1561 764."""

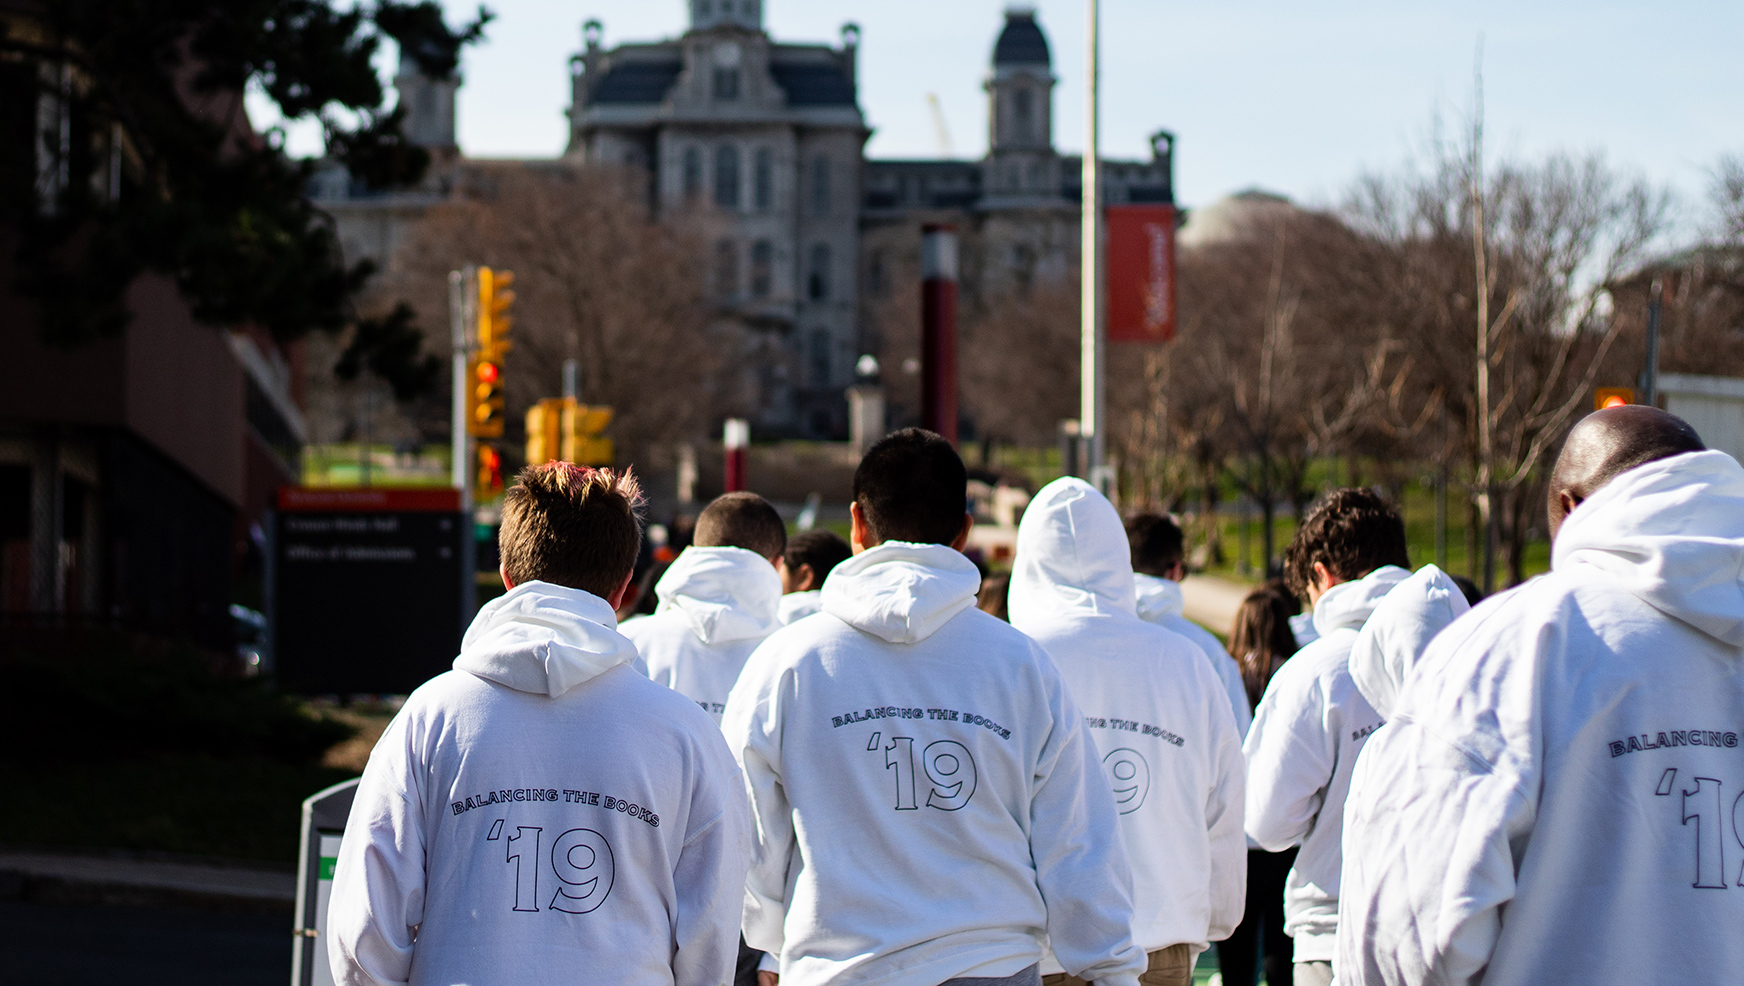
0 850 294 915
1179 573 1255 638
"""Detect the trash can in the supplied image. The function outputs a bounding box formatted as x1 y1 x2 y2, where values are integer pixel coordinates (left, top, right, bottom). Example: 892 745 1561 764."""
291 777 360 986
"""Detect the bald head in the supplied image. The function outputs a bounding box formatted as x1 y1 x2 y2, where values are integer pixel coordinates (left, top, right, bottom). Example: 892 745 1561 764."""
1547 406 1704 539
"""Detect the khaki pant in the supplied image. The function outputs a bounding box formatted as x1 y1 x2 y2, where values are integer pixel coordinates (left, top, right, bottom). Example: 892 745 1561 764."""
1040 944 1194 986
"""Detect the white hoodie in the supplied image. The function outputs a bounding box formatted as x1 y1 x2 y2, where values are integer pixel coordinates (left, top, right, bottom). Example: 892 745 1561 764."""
625 545 783 721
1242 564 1408 961
327 581 751 986
778 589 824 625
1134 573 1255 736
722 541 1147 986
1346 564 1470 721
1338 450 1744 986
1010 479 1247 963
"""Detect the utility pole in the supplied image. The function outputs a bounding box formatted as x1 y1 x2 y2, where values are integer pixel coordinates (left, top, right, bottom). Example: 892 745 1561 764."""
1641 277 1663 407
1080 0 1106 489
449 267 473 514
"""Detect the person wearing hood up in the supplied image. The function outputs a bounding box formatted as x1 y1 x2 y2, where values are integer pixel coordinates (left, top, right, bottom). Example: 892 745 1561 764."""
723 429 1147 986
776 529 852 625
1338 407 1744 986
626 491 786 722
327 464 750 986
1242 488 1410 986
1343 563 1469 724
1010 479 1246 986
1127 515 1255 737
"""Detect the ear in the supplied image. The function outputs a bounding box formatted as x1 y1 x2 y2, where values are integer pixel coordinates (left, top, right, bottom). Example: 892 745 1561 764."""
605 567 636 610
1165 560 1188 581
499 561 516 592
950 512 974 552
849 502 871 554
795 563 818 592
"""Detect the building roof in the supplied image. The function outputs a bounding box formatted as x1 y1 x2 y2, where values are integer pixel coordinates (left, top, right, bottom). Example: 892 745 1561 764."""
993 10 1050 67
591 58 684 104
769 60 856 106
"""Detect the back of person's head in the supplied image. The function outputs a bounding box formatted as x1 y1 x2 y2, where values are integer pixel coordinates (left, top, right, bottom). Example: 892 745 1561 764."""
500 463 645 599
1264 578 1302 616
1449 574 1484 607
1126 513 1186 577
783 530 851 587
1229 586 1301 709
1284 487 1409 598
853 428 968 546
694 491 787 560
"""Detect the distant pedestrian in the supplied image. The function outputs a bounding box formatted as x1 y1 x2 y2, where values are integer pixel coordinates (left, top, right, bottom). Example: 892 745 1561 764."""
1242 488 1409 986
723 429 1146 986
1127 514 1254 736
624 491 786 722
977 570 1012 620
776 529 852 625
327 463 749 986
1339 407 1743 985
1012 477 1246 986
1216 584 1304 986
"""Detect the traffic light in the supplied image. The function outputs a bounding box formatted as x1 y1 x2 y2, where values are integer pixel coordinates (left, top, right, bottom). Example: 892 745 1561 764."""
525 398 564 465
563 402 615 466
1595 387 1634 410
475 443 503 500
468 267 515 439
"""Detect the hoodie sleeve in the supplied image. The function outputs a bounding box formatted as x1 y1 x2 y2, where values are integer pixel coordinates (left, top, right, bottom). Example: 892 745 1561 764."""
671 738 754 986
1243 661 1334 851
1336 717 1532 986
1029 659 1148 986
720 651 796 959
328 712 427 986
1202 663 1249 942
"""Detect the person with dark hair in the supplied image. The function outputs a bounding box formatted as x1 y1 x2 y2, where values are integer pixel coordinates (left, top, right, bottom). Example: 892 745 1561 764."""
1447 573 1483 607
776 529 852 625
1243 487 1410 986
1217 585 1304 986
1127 514 1254 736
723 429 1146 986
977 570 1012 621
1339 407 1743 986
1011 479 1246 986
328 464 749 986
624 491 786 722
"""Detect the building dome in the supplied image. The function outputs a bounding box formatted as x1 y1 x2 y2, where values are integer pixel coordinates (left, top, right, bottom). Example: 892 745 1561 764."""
992 8 1050 67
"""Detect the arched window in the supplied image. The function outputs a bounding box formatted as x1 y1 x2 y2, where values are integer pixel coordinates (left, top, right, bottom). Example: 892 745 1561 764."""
682 146 702 201
753 147 774 211
809 154 831 216
750 240 774 298
808 243 831 301
714 144 740 209
715 239 739 297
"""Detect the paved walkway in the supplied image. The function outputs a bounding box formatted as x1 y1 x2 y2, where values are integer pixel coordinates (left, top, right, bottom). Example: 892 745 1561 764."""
0 850 294 913
1179 574 1256 638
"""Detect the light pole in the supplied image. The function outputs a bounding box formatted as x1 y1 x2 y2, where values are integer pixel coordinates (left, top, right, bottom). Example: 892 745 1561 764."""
1080 0 1107 489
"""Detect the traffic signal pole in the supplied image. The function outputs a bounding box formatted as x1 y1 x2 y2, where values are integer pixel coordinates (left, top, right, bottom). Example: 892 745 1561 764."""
449 267 474 513
1080 0 1107 490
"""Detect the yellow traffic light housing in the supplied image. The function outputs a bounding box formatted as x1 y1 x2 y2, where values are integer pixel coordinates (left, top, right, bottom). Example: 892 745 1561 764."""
468 267 515 439
525 398 564 466
475 443 503 500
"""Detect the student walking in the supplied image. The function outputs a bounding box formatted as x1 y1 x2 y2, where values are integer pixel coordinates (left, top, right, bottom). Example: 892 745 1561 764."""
1010 478 1246 986
1216 585 1304 986
1127 514 1254 736
776 529 852 625
723 429 1146 986
1339 407 1744 985
327 464 750 986
625 491 786 722
1242 489 1410 986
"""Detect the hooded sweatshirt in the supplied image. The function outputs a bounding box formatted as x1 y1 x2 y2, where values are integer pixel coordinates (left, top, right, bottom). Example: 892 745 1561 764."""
327 581 751 986
1337 450 1744 986
1134 574 1255 736
625 545 783 721
1346 564 1471 721
1242 564 1408 961
722 541 1147 986
778 589 825 625
1010 479 1247 963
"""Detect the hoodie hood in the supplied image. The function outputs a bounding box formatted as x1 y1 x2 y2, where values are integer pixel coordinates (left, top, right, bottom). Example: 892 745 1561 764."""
1553 449 1744 647
1009 477 1137 624
453 581 638 697
1133 572 1185 623
1312 565 1412 637
1349 564 1471 718
654 545 784 645
821 541 979 644
777 589 825 625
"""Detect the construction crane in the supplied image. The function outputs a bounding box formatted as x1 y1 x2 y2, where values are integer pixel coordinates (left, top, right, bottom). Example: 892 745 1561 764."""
926 93 954 157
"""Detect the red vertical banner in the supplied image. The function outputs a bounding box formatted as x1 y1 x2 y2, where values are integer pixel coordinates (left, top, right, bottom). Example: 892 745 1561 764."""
1105 204 1177 343
723 418 749 492
920 224 960 444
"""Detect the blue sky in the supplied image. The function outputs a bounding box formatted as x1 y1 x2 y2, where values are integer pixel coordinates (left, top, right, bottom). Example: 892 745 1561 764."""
261 1 1743 223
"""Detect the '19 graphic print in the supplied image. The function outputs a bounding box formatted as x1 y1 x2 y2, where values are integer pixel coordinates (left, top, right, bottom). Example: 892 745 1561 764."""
485 818 615 914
